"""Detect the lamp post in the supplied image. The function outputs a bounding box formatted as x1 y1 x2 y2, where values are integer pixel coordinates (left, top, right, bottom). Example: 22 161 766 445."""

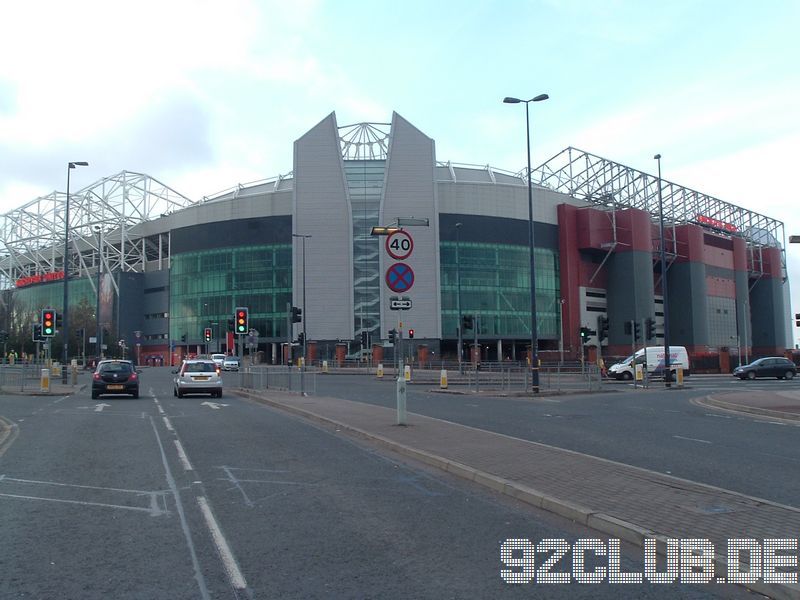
503 94 548 393
62 161 89 382
455 222 463 372
93 225 103 361
654 154 671 387
292 233 311 362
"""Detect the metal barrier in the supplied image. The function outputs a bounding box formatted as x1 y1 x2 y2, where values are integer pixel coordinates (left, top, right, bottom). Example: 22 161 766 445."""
227 366 317 395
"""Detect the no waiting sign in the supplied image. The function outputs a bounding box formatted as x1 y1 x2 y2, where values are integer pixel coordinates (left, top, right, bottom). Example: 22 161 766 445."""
386 230 413 260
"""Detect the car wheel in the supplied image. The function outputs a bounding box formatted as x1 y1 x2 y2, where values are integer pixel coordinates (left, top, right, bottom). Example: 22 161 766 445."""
91 391 99 399
746 371 756 380
173 387 177 397
622 371 633 381
785 371 795 380
177 389 184 398
217 390 223 398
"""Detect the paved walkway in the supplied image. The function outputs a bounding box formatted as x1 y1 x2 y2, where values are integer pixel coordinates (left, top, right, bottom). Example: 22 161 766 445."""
703 388 800 421
239 388 800 599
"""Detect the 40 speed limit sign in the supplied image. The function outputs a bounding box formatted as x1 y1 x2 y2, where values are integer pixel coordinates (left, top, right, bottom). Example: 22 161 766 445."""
385 230 413 260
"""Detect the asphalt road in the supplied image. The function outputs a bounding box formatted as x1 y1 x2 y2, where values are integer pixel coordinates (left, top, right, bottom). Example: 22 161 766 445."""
0 367 744 599
308 372 800 507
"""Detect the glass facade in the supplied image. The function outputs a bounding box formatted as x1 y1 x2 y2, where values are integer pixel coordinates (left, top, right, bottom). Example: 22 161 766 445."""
440 241 560 339
170 244 291 342
13 278 97 323
345 160 385 345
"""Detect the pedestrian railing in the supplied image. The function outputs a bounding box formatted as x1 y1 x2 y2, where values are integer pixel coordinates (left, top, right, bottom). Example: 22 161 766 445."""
226 366 317 395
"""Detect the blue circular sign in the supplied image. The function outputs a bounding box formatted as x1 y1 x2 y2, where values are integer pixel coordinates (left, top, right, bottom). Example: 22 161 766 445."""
386 263 415 293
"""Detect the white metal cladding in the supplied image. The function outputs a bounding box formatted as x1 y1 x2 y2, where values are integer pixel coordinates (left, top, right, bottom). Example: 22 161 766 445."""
293 112 355 342
0 171 194 292
379 112 441 340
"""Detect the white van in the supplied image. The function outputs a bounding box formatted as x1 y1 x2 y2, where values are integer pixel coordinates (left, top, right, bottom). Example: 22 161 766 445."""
607 346 690 380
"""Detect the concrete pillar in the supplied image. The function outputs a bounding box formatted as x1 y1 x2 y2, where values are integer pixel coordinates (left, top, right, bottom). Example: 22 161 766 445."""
667 224 709 349
750 246 786 356
307 341 318 364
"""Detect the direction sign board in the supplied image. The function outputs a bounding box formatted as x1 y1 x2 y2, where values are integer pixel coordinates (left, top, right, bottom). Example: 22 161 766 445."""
385 263 415 293
386 230 413 260
389 297 412 310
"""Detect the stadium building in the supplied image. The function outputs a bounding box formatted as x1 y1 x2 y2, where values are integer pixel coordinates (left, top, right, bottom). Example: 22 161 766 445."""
0 112 791 369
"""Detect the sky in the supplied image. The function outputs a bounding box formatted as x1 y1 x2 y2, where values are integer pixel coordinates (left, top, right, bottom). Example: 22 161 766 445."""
1 0 799 339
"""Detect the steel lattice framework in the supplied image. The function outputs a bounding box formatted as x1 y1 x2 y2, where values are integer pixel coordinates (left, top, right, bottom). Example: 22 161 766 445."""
0 171 195 291
531 147 785 250
339 122 391 160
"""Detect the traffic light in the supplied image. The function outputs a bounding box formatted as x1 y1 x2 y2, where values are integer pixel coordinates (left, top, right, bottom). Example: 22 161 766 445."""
462 315 473 331
32 324 43 342
181 334 187 343
235 307 248 334
204 327 212 343
634 321 641 339
408 328 415 339
645 317 656 340
388 328 397 343
56 312 63 329
297 332 305 345
579 326 594 344
360 331 369 347
41 309 56 337
291 306 302 323
597 316 609 342
796 313 800 327
227 318 235 332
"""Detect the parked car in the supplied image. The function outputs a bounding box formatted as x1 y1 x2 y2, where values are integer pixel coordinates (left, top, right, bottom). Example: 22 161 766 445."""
607 346 690 380
211 353 226 368
92 360 140 399
733 357 797 380
223 356 241 371
173 359 223 397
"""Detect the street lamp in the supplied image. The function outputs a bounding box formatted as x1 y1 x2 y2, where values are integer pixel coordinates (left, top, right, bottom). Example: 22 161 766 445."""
62 161 89 382
455 223 463 372
292 233 311 362
503 94 548 393
654 154 672 387
93 225 103 361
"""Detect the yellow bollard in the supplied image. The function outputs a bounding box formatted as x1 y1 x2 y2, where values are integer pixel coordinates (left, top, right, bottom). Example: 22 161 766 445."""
676 365 684 387
404 365 411 382
376 363 384 378
635 364 643 381
322 360 329 373
440 369 448 389
40 368 50 393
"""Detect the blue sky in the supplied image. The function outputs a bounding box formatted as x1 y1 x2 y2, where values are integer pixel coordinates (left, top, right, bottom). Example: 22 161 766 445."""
1 0 799 337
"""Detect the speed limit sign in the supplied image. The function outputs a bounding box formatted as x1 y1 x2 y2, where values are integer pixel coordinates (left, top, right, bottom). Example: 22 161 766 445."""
386 230 413 260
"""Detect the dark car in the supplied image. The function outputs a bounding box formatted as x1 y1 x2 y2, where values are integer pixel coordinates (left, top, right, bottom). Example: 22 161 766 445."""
733 357 797 380
92 360 140 398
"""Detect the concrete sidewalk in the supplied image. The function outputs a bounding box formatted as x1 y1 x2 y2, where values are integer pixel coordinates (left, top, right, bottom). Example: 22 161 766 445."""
238 388 800 599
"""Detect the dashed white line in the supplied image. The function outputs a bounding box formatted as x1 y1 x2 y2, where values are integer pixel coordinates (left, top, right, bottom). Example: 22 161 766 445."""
173 440 193 471
673 435 712 444
197 496 248 592
163 416 174 431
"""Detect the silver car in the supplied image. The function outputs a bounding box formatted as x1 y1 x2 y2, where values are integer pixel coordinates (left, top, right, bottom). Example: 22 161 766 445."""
222 356 240 371
173 359 223 398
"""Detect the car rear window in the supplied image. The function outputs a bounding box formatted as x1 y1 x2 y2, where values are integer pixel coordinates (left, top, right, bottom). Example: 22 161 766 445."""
185 362 216 373
100 363 132 373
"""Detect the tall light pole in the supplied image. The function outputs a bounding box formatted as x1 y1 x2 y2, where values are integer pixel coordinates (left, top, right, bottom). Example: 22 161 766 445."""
503 94 549 393
93 225 102 362
292 233 311 361
654 154 671 387
455 222 463 372
62 161 89 382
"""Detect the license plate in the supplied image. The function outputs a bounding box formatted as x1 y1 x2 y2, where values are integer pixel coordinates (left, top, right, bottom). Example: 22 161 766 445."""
193 376 209 381
107 384 124 390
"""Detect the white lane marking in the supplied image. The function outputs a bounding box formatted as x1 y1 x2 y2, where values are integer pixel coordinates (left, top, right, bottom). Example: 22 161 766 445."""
201 401 228 410
673 435 712 444
0 492 159 514
149 417 210 600
94 403 111 412
174 440 193 471
163 416 174 432
197 496 248 591
1 475 165 495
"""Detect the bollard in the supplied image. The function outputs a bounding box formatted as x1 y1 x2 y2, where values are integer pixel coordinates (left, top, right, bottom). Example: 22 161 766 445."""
376 363 384 379
676 365 684 387
396 375 407 425
635 364 643 382
404 365 411 382
40 368 50 393
71 365 78 385
440 369 448 389
322 360 329 373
